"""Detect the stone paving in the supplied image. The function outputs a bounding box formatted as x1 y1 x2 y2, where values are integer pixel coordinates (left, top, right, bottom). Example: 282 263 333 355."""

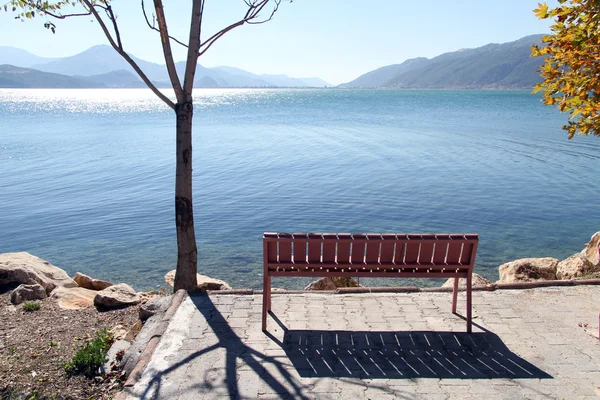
121 286 600 399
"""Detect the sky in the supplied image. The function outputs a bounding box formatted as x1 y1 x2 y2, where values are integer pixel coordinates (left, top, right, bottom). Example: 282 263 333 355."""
0 0 559 85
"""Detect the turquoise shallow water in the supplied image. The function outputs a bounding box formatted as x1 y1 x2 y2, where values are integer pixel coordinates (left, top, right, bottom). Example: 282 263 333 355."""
0 88 599 290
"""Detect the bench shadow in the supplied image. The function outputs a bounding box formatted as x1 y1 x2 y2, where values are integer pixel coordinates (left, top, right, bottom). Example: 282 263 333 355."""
131 293 551 399
275 326 552 379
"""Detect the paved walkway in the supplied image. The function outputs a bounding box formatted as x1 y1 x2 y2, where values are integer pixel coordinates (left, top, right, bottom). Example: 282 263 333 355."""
121 286 600 399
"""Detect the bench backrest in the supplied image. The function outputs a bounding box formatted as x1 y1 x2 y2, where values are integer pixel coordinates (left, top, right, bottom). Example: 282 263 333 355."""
263 233 478 277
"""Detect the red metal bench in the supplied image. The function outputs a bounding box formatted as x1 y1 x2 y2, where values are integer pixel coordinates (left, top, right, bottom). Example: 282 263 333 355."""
262 232 479 332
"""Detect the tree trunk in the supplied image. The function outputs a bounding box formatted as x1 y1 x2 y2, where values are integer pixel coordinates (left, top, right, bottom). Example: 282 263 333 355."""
173 101 198 292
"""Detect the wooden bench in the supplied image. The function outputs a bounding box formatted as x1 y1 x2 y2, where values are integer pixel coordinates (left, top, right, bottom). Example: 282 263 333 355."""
262 232 479 332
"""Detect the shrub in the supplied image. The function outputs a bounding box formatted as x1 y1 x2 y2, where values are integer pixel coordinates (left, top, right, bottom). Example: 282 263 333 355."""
23 301 41 312
64 329 114 377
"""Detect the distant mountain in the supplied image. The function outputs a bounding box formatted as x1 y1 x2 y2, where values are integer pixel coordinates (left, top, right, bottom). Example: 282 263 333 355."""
79 70 146 88
0 64 105 88
182 63 273 88
0 47 56 68
339 58 429 88
4 44 330 88
31 45 169 82
215 66 330 87
341 34 546 89
298 77 331 87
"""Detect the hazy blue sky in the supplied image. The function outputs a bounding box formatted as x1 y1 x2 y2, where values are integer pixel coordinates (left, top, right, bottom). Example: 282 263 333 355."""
0 0 559 85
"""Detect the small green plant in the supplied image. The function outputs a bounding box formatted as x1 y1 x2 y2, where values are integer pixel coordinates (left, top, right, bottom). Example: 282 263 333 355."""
64 329 114 377
49 340 57 347
27 390 39 400
23 301 41 312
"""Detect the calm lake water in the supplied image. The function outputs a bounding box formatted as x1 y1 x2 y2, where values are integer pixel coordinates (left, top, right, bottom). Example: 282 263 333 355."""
1 88 599 290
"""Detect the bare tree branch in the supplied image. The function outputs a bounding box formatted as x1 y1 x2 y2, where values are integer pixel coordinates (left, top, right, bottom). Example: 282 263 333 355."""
141 0 188 49
103 0 122 50
247 0 280 24
182 0 204 94
198 0 280 58
79 0 176 109
153 0 184 102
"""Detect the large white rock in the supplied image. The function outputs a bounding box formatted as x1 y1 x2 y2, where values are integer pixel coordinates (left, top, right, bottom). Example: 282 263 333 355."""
73 272 113 291
50 286 97 310
498 258 559 283
0 252 77 294
556 254 598 280
580 232 600 267
442 273 491 289
10 283 47 305
94 283 141 309
164 270 232 291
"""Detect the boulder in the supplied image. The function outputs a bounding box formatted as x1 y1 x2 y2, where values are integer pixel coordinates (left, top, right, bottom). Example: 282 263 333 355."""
580 232 600 267
94 283 141 309
0 252 77 294
498 258 559 283
73 272 113 291
139 296 171 321
304 277 360 290
556 254 598 280
50 286 97 310
442 273 492 289
10 283 47 305
164 270 232 291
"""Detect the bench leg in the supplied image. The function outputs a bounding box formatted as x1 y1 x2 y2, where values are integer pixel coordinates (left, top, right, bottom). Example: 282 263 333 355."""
466 274 472 333
266 276 272 312
262 274 271 331
452 277 459 314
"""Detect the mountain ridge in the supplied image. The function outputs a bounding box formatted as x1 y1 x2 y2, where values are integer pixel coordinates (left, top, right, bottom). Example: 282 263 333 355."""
341 34 546 89
2 44 330 88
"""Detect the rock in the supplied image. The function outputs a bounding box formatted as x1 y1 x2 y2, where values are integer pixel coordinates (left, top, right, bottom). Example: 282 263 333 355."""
442 273 492 289
110 324 129 340
556 254 599 280
50 286 97 310
124 320 143 342
164 270 232 291
102 339 131 375
73 272 113 291
94 283 140 309
0 252 77 294
498 258 559 283
580 232 600 267
139 296 171 321
305 277 337 290
304 277 360 290
10 283 47 305
121 293 175 375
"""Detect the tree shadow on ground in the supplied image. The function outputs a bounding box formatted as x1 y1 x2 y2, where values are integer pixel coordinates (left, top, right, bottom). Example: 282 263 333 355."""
131 292 314 399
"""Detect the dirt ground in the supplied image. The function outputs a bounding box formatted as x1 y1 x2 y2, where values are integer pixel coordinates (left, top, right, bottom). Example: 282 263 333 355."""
0 291 139 399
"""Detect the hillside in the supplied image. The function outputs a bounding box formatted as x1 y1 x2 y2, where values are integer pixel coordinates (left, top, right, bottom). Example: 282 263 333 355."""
0 44 330 88
79 70 147 88
341 34 546 89
0 65 105 88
